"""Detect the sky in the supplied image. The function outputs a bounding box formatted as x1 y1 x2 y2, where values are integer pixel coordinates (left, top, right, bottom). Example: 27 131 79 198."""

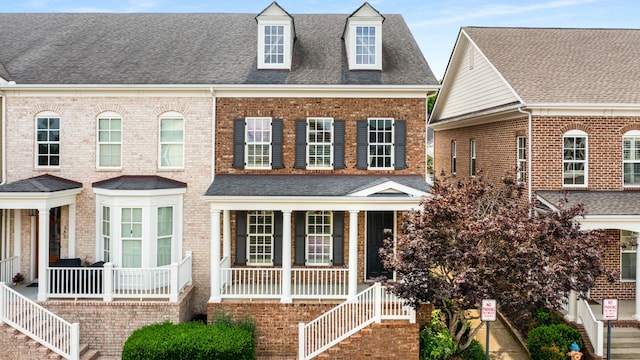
3 0 639 80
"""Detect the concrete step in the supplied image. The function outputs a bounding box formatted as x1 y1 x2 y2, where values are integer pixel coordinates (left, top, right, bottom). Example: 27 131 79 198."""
603 327 640 360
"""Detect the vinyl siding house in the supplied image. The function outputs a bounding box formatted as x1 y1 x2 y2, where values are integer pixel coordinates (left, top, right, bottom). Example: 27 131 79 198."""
430 26 640 356
0 3 438 358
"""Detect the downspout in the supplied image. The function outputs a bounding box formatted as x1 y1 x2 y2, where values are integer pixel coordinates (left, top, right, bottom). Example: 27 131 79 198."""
210 87 216 182
517 107 533 208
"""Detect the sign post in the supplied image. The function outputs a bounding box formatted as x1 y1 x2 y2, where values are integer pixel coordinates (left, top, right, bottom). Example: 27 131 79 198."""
602 298 618 360
481 299 497 360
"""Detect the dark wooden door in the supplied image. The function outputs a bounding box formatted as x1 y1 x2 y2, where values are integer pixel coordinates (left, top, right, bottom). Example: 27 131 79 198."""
366 211 394 280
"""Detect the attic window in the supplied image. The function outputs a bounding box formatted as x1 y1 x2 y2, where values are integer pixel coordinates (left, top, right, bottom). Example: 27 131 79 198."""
344 3 384 71
256 2 295 70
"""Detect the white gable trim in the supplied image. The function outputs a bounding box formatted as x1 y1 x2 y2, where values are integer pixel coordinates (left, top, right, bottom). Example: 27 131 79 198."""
348 180 428 197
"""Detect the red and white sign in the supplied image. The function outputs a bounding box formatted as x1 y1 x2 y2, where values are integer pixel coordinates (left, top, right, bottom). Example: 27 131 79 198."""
481 299 497 322
602 298 618 321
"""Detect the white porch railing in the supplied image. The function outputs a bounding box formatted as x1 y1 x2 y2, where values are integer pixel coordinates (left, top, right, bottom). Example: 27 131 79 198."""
577 298 604 357
219 266 349 300
0 256 20 284
45 252 192 302
0 282 79 360
298 282 415 360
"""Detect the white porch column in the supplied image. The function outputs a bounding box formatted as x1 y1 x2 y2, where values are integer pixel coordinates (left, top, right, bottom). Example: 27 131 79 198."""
210 208 222 303
13 209 21 259
565 290 577 322
281 210 292 303
348 210 359 300
634 241 640 320
68 203 76 258
37 208 49 301
223 210 231 259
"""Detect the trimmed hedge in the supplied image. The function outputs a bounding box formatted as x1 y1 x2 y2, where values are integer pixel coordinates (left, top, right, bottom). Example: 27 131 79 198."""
122 321 254 360
527 324 583 360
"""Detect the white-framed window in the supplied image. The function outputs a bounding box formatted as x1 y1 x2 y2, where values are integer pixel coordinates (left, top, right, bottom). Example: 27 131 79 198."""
256 9 292 70
246 117 272 169
623 130 640 187
97 112 122 168
306 211 332 266
470 139 477 176
517 136 527 183
159 113 184 169
157 206 173 267
451 140 457 174
264 25 284 65
562 130 588 186
355 26 376 66
368 118 394 169
95 189 184 268
247 211 274 265
102 206 111 262
121 207 143 268
36 113 60 168
308 117 333 169
621 230 637 281
345 19 382 70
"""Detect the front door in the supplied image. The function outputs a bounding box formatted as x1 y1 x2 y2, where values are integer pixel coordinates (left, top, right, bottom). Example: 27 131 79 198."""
366 211 394 280
34 207 62 278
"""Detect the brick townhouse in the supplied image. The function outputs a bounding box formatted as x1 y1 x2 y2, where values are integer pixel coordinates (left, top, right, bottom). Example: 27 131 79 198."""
430 26 640 354
0 2 439 358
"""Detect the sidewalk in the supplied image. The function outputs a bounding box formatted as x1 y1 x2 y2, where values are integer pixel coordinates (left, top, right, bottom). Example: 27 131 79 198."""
469 310 530 360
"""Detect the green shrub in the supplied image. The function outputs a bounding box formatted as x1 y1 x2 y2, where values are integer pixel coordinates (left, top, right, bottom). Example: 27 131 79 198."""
209 311 256 334
122 320 254 360
533 310 563 327
460 339 485 360
527 324 583 360
420 310 457 360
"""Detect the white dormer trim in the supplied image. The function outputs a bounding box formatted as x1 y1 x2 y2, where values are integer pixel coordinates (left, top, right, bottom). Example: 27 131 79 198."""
344 2 384 71
256 2 295 70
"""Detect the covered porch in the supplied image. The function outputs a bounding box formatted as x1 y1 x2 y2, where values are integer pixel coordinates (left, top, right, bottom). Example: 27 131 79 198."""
204 174 431 303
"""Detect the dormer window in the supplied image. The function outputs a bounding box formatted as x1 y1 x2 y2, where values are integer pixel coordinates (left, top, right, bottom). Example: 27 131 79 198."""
344 3 384 70
256 2 295 70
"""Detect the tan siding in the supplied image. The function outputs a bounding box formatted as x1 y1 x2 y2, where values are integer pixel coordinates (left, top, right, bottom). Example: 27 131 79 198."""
438 42 519 120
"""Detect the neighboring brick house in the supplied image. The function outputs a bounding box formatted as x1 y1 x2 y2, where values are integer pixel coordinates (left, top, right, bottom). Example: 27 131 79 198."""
0 2 438 358
430 27 640 322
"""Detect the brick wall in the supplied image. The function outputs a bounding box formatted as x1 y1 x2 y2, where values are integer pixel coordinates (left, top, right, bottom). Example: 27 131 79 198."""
215 97 427 176
591 229 635 300
41 284 195 357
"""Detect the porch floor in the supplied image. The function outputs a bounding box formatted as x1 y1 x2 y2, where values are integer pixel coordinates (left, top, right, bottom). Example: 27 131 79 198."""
588 299 638 322
11 282 38 301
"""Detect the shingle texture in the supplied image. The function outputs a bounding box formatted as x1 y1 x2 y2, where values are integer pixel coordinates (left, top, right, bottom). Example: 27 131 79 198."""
537 190 640 216
205 174 430 197
0 174 82 193
92 175 187 190
0 13 437 86
464 27 640 104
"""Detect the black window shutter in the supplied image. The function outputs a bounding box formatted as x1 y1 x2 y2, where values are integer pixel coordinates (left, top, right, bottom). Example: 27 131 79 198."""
356 120 368 169
273 211 283 266
394 120 407 170
233 119 245 169
333 120 345 169
294 211 306 265
332 211 345 266
235 211 247 265
294 120 307 169
272 119 284 169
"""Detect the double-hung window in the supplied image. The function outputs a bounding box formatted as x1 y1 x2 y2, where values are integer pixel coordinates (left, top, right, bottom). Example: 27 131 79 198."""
246 117 272 169
621 230 637 281
97 113 122 168
248 211 274 265
562 130 588 186
264 25 285 65
159 114 184 169
355 26 376 66
368 118 393 169
517 136 527 183
306 211 332 265
451 140 457 174
623 131 640 187
157 207 173 267
345 4 383 71
36 114 60 167
308 118 333 169
470 139 477 176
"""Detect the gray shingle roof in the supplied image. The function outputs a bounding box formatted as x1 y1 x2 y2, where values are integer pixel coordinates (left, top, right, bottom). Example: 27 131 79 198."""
463 27 640 104
0 174 82 193
537 190 640 216
92 175 186 190
0 13 437 86
205 174 430 197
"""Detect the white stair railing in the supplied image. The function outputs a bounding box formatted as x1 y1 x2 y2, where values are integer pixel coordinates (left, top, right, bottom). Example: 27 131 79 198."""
577 298 603 357
298 282 415 360
0 282 79 360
